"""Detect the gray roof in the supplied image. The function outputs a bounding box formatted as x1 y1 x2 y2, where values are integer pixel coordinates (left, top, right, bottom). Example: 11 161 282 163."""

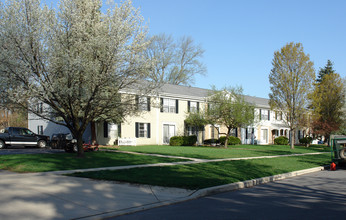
160 84 210 98
160 83 270 108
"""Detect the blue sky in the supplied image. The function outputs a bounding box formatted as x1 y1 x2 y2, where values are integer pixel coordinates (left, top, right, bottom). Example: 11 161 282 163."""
47 0 346 98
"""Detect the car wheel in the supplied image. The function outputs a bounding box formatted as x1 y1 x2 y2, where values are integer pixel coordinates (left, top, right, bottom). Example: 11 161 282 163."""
0 140 5 149
73 145 78 152
38 140 47 148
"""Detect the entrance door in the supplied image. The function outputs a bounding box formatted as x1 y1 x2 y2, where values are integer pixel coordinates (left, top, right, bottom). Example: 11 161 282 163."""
163 124 175 144
261 129 268 144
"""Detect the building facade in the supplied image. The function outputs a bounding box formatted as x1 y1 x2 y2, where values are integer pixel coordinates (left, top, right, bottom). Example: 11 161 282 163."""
28 84 307 145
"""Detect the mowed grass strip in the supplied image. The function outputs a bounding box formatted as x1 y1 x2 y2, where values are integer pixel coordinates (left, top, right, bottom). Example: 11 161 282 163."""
0 151 188 173
114 144 330 159
70 154 330 190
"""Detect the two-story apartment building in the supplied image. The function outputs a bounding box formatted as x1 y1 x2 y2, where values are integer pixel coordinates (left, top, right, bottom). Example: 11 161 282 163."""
29 83 305 146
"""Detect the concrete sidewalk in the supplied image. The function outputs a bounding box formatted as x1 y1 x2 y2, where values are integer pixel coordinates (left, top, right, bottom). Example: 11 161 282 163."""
0 172 194 220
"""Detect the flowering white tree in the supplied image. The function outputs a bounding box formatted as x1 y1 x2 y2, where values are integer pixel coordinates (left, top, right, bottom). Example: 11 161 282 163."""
0 0 158 156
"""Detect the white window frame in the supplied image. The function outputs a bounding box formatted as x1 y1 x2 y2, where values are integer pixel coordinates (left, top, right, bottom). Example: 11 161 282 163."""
163 98 176 113
189 101 198 113
138 123 148 138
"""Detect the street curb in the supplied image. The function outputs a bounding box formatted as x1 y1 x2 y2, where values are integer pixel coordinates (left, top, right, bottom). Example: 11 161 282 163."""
85 166 326 220
188 166 326 198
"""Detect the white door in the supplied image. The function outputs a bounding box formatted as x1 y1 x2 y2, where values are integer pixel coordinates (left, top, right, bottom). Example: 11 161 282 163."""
163 124 175 144
261 129 268 144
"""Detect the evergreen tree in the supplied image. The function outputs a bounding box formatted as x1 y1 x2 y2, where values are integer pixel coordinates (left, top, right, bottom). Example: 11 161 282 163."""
316 60 335 83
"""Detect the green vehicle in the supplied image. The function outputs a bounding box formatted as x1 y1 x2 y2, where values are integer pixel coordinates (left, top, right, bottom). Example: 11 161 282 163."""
330 135 346 165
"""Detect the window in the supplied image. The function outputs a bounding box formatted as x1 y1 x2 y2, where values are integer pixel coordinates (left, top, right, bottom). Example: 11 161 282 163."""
229 128 238 137
187 126 198 136
137 96 150 111
275 111 282 120
37 126 43 135
161 98 178 113
135 122 151 138
210 125 218 139
260 109 270 120
188 101 199 113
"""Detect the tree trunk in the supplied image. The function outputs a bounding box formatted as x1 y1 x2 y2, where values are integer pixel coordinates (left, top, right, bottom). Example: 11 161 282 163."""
290 129 295 149
224 127 232 148
76 134 84 158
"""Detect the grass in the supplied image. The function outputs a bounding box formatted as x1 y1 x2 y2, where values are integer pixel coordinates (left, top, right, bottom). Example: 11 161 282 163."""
107 144 330 159
0 151 188 173
70 153 331 190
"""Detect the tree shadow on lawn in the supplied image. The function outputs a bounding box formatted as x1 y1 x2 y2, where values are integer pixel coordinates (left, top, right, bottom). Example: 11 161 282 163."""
71 160 289 190
0 151 188 173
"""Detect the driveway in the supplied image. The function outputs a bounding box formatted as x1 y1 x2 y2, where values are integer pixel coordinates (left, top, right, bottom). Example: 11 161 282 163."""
111 169 346 220
0 148 64 155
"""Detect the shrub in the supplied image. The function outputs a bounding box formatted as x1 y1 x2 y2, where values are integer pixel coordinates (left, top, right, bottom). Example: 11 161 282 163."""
228 136 241 145
170 135 197 146
183 135 197 146
169 136 184 146
274 136 289 145
219 136 241 145
299 136 313 147
203 139 220 145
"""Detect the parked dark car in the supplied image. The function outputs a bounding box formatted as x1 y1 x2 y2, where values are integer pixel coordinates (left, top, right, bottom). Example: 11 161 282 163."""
0 127 50 149
50 133 99 153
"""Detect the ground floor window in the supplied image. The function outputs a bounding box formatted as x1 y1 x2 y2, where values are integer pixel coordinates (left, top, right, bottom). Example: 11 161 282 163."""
187 126 198 136
135 123 151 138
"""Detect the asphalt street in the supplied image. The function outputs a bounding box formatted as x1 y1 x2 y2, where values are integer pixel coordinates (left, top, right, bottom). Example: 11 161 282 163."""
111 169 346 220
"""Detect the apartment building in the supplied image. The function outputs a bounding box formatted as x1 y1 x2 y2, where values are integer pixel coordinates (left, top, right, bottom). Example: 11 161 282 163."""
29 83 305 145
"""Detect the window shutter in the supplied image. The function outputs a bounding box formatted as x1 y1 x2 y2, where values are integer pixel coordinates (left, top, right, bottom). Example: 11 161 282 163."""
135 95 139 110
259 109 262 120
188 101 190 112
176 99 179 114
135 123 139 138
147 97 151 111
197 102 200 112
160 98 163 112
118 124 122 138
245 128 248 139
235 128 238 137
268 110 270 120
147 123 151 138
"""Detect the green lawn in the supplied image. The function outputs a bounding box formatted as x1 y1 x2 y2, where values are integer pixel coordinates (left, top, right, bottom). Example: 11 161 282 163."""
70 153 331 190
112 144 330 159
0 151 188 173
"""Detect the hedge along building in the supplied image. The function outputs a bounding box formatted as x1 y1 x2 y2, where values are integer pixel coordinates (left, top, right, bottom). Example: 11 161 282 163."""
29 83 305 146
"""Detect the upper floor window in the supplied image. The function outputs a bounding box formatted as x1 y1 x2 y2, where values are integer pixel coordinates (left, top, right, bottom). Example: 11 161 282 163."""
188 101 199 113
161 98 178 113
136 96 150 111
275 111 282 121
260 109 270 120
